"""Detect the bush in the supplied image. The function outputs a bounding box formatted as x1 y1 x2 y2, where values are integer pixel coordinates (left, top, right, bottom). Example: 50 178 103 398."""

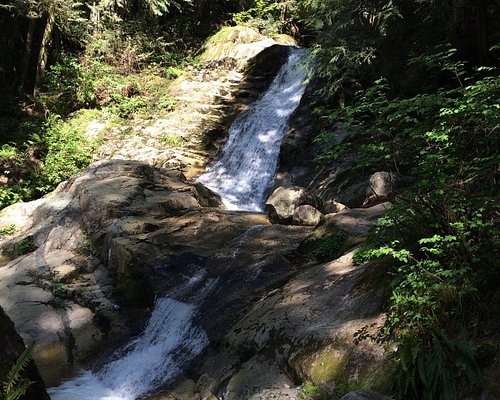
313 234 347 262
323 49 499 399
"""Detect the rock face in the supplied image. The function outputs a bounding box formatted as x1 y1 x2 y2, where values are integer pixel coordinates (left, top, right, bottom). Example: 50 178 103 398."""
0 160 317 388
265 186 322 225
199 26 296 69
292 204 323 226
0 306 50 400
92 27 295 180
0 156 390 398
0 160 223 384
152 204 389 400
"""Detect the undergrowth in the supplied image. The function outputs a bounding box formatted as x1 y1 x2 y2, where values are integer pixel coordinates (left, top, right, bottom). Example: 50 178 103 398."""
318 48 499 399
0 26 184 210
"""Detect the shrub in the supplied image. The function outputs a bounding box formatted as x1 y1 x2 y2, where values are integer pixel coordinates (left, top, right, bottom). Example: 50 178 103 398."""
12 238 36 256
322 49 499 399
313 234 347 262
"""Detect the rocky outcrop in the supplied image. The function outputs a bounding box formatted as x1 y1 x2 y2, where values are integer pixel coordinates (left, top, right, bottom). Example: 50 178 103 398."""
0 160 317 387
0 160 223 384
91 27 296 180
152 204 390 400
0 306 50 400
199 26 296 69
317 170 413 209
265 186 322 225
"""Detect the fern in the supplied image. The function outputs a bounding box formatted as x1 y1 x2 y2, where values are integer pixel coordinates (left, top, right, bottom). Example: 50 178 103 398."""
2 342 36 399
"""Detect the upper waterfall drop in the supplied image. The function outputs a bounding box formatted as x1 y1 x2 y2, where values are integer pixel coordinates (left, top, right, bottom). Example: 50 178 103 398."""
197 47 309 212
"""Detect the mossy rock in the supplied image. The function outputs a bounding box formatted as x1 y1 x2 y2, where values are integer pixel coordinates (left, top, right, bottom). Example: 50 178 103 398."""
298 339 392 398
199 26 277 67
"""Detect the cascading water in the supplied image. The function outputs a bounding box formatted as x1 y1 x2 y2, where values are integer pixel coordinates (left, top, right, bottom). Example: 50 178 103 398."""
197 47 309 211
47 48 309 400
48 297 208 400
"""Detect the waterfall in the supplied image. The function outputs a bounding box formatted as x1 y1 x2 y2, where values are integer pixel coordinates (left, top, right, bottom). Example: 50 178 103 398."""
47 49 309 400
197 47 309 212
48 297 208 400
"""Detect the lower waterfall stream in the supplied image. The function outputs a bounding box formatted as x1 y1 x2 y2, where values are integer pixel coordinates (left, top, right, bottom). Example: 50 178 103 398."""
48 46 309 400
48 298 208 400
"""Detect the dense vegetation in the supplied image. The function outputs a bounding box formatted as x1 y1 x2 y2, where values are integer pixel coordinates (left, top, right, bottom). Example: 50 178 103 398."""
0 0 498 399
302 1 499 399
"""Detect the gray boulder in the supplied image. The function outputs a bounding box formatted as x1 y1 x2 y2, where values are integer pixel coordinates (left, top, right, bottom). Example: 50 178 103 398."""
340 390 392 400
320 170 414 209
265 186 322 224
292 204 323 226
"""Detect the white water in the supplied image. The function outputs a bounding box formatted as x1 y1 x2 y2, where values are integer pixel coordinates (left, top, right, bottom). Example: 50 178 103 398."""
48 51 309 399
48 297 208 400
197 48 309 211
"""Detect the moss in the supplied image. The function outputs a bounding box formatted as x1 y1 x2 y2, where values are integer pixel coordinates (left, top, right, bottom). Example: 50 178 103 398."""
160 133 183 148
311 352 347 384
200 26 264 62
348 359 396 395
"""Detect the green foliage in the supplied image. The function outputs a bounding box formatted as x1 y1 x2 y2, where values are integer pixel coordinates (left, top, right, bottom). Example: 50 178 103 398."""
301 381 330 399
300 0 401 103
0 225 16 237
395 335 481 400
353 193 495 399
38 113 98 191
160 133 183 148
1 342 36 400
0 108 100 209
318 51 499 179
313 234 347 262
232 0 293 35
322 46 499 399
12 238 36 257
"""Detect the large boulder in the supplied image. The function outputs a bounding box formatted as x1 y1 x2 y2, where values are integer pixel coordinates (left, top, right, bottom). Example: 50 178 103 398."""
315 168 414 209
191 250 388 400
199 26 295 69
265 186 322 224
292 204 324 226
0 160 223 385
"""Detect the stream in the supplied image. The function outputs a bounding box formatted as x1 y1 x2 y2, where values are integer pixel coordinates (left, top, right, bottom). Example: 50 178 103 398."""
48 46 309 400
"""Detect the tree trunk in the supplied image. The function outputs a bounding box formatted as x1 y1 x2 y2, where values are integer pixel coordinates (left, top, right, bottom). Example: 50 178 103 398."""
35 11 55 96
475 0 489 63
20 18 36 93
19 16 47 96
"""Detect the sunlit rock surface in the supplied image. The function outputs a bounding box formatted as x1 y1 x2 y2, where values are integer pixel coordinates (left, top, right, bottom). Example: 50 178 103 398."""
91 26 294 180
0 160 222 385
